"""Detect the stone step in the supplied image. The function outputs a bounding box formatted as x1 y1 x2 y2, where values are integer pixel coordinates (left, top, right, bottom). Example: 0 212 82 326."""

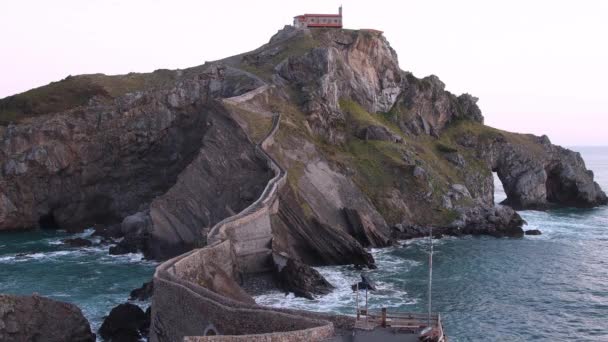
237 249 273 274
234 237 272 255
237 247 272 257
233 234 272 243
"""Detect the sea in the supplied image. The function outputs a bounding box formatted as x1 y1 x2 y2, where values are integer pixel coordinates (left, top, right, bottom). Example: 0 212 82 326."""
1 146 607 341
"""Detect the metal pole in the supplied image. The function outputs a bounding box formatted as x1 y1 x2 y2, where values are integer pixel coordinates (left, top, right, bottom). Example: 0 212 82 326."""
365 287 368 324
356 283 360 320
381 307 387 328
428 226 433 328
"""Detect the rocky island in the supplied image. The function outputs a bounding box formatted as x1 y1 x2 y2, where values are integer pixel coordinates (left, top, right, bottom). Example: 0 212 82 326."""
0 26 605 341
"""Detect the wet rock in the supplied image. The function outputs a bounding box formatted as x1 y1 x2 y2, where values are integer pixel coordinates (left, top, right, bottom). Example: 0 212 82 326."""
142 307 151 339
98 303 148 342
351 274 377 291
108 240 138 255
129 281 154 301
92 224 123 240
273 253 334 300
0 294 95 342
525 229 542 235
392 224 432 240
62 237 93 248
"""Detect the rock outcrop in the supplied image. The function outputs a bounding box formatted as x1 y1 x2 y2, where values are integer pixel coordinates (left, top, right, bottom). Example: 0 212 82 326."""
98 303 149 342
0 67 272 260
62 237 93 247
129 281 154 301
270 187 376 267
275 29 403 144
273 253 334 300
356 125 403 144
342 207 391 247
1 26 605 267
483 135 607 209
0 294 95 342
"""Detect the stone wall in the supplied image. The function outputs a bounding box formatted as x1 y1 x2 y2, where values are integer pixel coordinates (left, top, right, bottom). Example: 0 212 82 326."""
151 97 335 341
184 324 334 341
152 255 334 341
206 113 286 275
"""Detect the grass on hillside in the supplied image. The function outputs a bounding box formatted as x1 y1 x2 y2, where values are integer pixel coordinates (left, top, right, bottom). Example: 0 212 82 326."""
238 33 318 80
0 70 178 125
223 103 273 144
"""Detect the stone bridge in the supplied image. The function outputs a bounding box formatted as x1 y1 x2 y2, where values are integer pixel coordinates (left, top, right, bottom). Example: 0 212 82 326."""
150 88 350 341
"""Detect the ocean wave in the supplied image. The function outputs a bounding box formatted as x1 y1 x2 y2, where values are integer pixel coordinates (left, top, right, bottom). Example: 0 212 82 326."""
0 246 156 267
107 252 145 263
255 248 419 313
0 250 73 263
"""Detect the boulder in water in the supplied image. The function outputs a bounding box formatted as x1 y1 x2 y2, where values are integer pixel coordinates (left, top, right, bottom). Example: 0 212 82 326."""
273 253 334 300
129 281 153 301
525 229 542 235
0 294 95 342
92 224 123 240
351 274 377 291
109 240 139 255
62 237 93 247
98 303 148 342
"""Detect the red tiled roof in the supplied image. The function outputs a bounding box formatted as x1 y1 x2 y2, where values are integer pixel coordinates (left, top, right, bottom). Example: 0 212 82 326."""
306 24 343 28
294 14 341 18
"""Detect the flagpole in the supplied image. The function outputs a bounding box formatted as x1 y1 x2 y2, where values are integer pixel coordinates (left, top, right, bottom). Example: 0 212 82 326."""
428 226 433 328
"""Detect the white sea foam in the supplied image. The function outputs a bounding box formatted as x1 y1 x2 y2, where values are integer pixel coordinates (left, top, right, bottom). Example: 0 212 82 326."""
0 247 106 264
255 245 419 313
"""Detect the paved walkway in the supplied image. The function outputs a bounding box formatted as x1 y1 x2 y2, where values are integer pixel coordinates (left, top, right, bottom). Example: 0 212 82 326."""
327 327 420 342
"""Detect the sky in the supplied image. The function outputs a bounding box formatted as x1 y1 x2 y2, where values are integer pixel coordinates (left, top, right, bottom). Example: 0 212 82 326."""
1 0 607 146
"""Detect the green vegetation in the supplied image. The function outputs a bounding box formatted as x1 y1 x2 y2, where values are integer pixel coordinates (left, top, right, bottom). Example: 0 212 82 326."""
435 142 458 153
238 34 318 80
0 70 178 125
339 99 403 136
223 103 273 144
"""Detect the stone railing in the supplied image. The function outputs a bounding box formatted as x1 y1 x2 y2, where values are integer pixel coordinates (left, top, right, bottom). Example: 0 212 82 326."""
205 112 286 274
151 91 336 341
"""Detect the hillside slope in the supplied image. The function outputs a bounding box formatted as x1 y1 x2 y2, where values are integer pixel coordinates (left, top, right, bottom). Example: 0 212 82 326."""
0 26 605 263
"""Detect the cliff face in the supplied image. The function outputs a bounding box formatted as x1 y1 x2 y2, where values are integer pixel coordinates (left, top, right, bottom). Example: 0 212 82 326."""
233 26 605 247
484 134 606 209
0 67 272 259
0 26 605 263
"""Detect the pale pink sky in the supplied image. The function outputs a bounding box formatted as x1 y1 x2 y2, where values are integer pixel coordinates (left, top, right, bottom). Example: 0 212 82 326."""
1 0 607 146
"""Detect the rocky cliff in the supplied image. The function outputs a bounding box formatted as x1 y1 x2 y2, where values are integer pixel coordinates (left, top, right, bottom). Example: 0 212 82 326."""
0 67 273 259
0 26 605 264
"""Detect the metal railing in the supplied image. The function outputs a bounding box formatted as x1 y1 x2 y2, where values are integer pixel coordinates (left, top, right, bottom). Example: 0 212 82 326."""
355 309 445 341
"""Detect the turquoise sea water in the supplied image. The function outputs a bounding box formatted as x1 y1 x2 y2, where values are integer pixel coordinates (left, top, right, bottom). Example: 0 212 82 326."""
257 146 608 341
1 147 607 341
0 229 155 332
